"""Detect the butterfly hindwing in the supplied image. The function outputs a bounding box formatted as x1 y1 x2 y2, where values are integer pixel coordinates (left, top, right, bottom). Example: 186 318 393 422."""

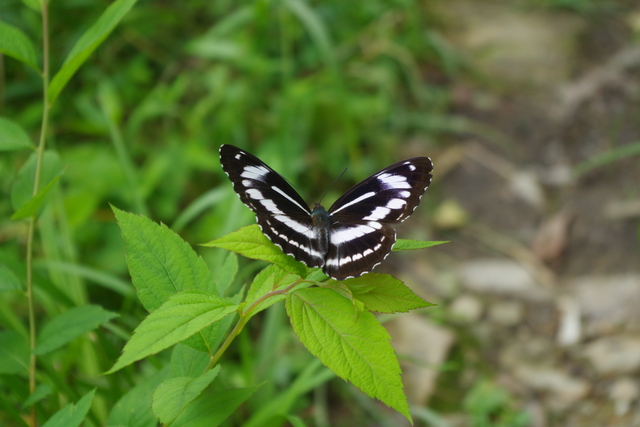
323 222 396 280
219 145 323 267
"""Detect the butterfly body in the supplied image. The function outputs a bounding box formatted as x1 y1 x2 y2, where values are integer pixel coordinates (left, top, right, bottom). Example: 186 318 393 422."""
220 144 433 280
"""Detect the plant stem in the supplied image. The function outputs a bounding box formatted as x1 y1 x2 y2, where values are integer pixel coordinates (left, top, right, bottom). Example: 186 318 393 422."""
26 1 51 425
204 279 301 372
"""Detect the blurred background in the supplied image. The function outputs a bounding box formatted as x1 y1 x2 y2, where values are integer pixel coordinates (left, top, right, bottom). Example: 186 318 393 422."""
2 0 640 426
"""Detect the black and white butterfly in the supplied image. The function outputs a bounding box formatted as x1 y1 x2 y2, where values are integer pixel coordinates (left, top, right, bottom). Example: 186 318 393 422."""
220 144 433 280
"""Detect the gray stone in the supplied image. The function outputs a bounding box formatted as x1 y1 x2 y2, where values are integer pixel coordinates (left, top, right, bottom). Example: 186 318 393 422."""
449 294 483 322
572 275 640 331
584 336 640 375
459 259 551 301
513 365 591 410
609 377 639 416
386 314 455 405
488 301 524 327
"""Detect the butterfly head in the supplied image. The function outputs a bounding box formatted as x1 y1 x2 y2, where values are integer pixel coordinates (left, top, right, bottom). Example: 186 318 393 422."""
311 203 331 229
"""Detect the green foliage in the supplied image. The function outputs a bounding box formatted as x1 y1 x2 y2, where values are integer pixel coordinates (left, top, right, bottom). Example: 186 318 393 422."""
113 207 218 310
339 273 436 313
287 287 411 420
203 224 308 278
107 290 238 374
152 365 221 424
10 151 62 212
35 304 118 355
394 238 449 251
464 380 531 427
107 212 435 423
41 389 95 427
0 21 39 72
0 331 29 375
1 0 454 425
48 0 139 104
0 117 34 151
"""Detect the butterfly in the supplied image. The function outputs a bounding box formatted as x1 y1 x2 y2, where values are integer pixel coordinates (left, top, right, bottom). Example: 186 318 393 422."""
219 144 433 280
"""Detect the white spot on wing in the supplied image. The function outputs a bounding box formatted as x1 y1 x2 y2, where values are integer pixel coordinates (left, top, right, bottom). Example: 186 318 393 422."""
386 198 406 209
241 165 270 180
330 191 376 214
260 199 284 214
363 206 391 221
271 186 310 214
377 173 410 190
330 224 377 245
235 154 241 160
246 189 264 200
273 215 315 239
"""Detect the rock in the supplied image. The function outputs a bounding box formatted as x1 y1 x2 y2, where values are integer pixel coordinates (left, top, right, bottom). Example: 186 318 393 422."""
501 337 556 368
531 211 573 264
609 377 639 416
509 170 545 210
513 365 591 410
449 294 483 322
556 297 581 346
386 314 455 405
584 336 640 375
488 301 524 327
459 259 551 301
571 274 640 332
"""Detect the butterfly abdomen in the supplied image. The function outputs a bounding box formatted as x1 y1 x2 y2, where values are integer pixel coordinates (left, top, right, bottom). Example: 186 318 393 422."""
311 205 331 262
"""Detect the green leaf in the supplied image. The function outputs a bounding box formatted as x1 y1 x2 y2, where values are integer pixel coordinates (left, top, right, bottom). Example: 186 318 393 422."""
170 344 210 378
343 273 434 313
243 359 333 427
11 150 62 212
180 286 242 354
0 265 22 292
244 265 304 318
573 141 640 177
11 175 60 220
113 206 216 312
48 0 138 103
286 415 307 427
0 22 39 72
203 224 307 278
106 367 169 427
23 384 52 409
107 291 238 374
35 305 118 355
217 252 238 295
0 331 29 375
285 0 337 74
20 0 41 13
41 389 95 427
38 260 134 297
172 384 263 427
152 366 221 424
0 117 34 151
286 288 411 422
393 239 448 251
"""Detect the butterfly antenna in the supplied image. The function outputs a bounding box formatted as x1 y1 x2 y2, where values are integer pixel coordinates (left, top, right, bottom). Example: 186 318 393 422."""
318 167 348 205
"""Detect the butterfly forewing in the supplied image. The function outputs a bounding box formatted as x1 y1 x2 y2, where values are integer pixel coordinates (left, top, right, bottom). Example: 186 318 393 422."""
219 145 433 280
328 157 433 223
219 145 324 267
